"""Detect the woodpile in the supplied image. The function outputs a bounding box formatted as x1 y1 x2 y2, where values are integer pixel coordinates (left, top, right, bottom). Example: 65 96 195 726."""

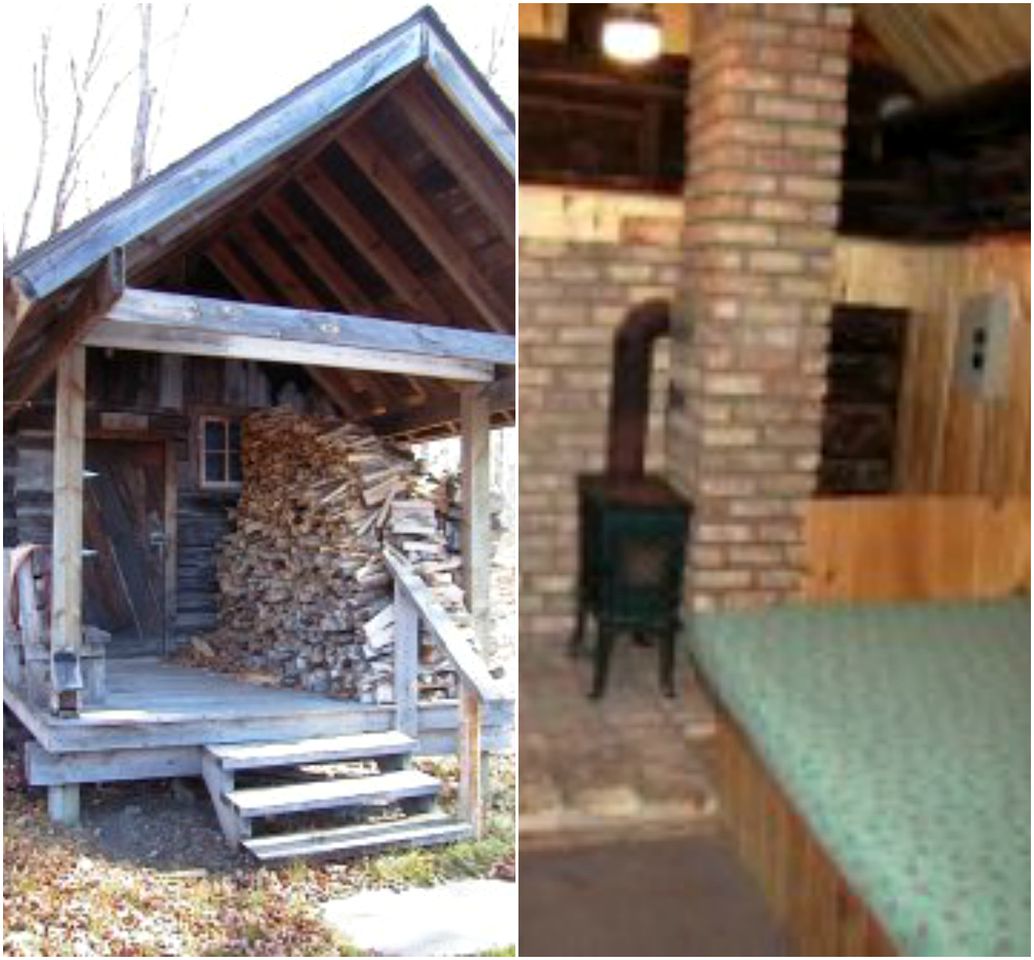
189 408 475 702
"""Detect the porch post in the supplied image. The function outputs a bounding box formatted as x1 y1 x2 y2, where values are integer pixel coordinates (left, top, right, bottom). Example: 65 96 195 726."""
460 385 491 649
50 344 86 715
460 384 492 817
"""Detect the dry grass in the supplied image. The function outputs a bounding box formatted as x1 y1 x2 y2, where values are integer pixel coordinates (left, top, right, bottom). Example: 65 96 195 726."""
3 752 514 957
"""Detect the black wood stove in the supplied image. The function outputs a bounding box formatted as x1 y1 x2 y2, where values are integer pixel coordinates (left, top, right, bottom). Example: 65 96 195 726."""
571 299 692 698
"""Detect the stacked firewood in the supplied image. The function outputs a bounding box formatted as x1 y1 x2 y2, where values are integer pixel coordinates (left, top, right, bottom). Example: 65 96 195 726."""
194 408 474 702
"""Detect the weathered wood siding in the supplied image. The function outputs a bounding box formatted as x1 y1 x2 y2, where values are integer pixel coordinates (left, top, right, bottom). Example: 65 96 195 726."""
833 237 1031 497
9 352 327 640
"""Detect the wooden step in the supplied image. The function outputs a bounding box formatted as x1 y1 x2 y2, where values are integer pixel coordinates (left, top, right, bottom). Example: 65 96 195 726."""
205 731 416 771
227 769 440 818
242 813 473 861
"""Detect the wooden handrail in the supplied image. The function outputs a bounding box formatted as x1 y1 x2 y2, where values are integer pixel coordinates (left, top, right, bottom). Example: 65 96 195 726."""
384 545 505 839
383 546 503 705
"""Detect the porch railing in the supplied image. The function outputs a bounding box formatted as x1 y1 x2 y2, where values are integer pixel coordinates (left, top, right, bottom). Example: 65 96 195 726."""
383 546 505 838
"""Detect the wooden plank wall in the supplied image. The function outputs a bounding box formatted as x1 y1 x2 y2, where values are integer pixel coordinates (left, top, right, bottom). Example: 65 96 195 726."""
803 496 1030 602
8 353 331 641
833 237 1031 497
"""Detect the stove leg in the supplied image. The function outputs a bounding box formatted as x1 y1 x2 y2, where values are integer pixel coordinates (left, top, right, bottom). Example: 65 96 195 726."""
590 626 614 699
659 629 676 697
569 600 587 657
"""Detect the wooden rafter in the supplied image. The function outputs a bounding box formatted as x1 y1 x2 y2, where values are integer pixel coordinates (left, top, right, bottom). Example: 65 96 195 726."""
204 243 274 303
296 166 455 327
304 365 363 419
204 245 383 417
134 65 421 289
397 82 515 247
365 373 514 437
4 249 125 414
230 221 329 311
256 196 376 313
341 129 513 332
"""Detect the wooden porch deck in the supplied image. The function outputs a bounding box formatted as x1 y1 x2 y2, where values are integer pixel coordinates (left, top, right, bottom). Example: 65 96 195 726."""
5 658 512 774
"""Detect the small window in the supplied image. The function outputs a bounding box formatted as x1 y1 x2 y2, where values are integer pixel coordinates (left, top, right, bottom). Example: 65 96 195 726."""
199 416 242 489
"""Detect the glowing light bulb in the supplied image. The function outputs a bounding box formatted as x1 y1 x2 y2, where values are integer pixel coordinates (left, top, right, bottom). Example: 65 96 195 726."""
602 6 662 65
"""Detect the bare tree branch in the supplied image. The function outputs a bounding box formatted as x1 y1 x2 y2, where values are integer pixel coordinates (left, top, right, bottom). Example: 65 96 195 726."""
50 6 111 234
14 30 53 258
146 2 192 175
130 2 154 185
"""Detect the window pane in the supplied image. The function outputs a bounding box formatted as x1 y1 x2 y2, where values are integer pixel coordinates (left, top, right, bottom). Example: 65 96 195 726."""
229 422 242 452
205 452 226 483
204 419 226 452
228 451 242 483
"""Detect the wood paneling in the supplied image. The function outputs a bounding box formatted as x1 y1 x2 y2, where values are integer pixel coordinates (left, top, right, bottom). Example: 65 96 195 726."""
859 4 1031 98
715 703 898 956
833 237 1031 497
803 496 1030 602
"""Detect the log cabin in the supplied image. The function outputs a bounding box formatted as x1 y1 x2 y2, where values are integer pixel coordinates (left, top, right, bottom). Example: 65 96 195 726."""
3 7 515 861
518 4 1029 956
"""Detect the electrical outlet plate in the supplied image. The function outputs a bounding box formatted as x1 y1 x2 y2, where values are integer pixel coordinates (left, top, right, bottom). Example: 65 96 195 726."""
954 290 1011 398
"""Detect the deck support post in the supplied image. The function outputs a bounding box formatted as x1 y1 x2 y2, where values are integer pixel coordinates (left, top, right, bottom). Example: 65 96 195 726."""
47 783 80 826
50 344 86 716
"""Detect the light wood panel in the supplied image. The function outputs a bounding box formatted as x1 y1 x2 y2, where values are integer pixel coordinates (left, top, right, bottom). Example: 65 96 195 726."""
803 496 1030 602
859 4 1031 98
833 237 1031 497
716 704 898 956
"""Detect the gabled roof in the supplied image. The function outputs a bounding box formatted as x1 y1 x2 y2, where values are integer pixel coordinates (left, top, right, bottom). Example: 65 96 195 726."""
6 6 513 303
4 7 515 437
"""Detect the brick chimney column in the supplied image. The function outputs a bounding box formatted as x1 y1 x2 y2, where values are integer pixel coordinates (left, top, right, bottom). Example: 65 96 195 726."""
668 4 853 611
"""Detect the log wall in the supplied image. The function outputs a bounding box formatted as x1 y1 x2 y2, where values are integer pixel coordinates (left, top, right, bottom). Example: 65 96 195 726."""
9 352 331 640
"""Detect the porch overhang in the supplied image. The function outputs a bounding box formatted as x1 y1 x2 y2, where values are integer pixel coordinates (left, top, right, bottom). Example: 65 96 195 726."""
83 288 515 384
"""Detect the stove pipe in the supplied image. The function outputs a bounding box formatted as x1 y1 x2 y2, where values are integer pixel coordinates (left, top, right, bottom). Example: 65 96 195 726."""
606 298 672 481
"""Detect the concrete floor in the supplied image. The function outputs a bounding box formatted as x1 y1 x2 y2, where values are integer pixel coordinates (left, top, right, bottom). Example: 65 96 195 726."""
519 835 787 957
519 627 718 841
518 631 786 956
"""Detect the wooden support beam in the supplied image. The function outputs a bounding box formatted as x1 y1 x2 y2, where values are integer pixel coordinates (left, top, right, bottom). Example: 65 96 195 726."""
304 366 364 420
461 385 492 649
254 198 378 313
204 243 274 303
341 129 514 332
423 24 516 172
48 783 81 826
86 288 513 381
5 250 125 409
366 373 513 437
50 344 86 717
231 220 329 311
398 82 515 247
134 64 420 288
457 681 484 838
3 275 35 351
205 245 366 419
296 166 455 327
393 579 420 738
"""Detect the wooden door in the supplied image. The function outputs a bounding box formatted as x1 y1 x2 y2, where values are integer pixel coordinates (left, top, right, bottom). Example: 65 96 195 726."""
83 440 167 657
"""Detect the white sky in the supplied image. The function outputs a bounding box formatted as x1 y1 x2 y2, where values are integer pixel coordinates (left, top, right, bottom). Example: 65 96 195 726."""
1 0 516 255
